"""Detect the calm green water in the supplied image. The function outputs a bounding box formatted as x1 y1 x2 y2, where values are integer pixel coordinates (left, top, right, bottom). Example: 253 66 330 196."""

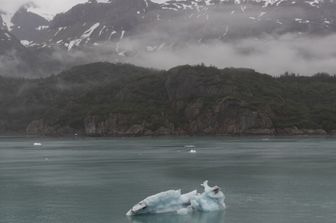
0 137 336 223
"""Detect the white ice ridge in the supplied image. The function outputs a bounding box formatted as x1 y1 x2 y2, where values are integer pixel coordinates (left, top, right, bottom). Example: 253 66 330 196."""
126 181 225 216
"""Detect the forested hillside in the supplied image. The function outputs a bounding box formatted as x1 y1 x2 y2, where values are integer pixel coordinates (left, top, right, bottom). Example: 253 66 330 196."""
1 63 336 136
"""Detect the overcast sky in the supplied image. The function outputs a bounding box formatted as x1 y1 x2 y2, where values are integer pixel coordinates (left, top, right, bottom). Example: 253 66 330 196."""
1 0 167 15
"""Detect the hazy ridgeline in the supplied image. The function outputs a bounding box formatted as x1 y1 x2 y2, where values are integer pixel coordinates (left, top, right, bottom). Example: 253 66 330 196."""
1 0 336 77
1 62 336 136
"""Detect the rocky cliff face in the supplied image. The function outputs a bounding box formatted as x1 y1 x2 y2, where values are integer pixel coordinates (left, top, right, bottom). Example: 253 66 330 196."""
83 109 177 136
72 65 276 136
184 97 274 135
26 119 76 136
79 96 330 137
80 101 274 137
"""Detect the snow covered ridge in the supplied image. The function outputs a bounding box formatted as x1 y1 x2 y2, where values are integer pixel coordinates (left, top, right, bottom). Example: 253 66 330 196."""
126 181 225 216
162 0 329 9
2 0 336 50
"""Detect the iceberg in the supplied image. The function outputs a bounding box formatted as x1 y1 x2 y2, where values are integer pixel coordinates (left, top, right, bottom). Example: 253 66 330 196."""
128 211 225 223
191 181 225 212
126 181 225 216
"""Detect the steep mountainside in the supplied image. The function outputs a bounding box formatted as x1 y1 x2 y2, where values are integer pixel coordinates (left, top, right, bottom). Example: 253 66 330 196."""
0 15 68 77
11 5 50 45
4 0 336 50
1 63 336 136
0 0 335 77
0 16 25 54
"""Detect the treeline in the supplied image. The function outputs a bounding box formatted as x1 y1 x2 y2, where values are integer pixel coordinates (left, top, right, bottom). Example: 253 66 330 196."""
1 63 336 136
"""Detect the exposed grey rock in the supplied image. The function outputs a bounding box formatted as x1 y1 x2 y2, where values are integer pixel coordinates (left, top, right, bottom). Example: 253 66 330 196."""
154 127 172 136
26 119 75 136
276 127 327 135
11 6 50 43
26 119 48 135
126 124 145 136
7 0 336 50
84 116 98 136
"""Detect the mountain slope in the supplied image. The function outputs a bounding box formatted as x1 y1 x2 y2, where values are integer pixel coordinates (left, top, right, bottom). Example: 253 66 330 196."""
0 15 69 77
0 16 25 54
0 0 335 78
8 0 336 50
1 62 336 136
11 5 50 45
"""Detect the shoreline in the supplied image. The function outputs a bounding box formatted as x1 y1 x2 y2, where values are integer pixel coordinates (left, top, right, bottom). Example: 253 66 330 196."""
2 132 336 139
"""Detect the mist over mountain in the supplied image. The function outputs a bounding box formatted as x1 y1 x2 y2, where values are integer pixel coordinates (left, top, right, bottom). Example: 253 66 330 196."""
12 0 336 47
2 62 336 136
0 0 336 77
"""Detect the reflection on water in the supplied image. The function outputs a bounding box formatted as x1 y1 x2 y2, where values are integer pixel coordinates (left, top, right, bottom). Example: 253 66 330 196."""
128 211 225 223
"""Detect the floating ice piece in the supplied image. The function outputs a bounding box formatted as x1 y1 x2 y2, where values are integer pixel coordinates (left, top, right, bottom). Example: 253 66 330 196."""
184 145 197 153
191 181 226 212
126 181 225 216
126 190 196 216
33 142 42 146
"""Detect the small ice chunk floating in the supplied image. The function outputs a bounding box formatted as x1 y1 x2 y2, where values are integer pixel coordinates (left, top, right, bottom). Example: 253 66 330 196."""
184 145 197 154
189 149 197 154
126 181 225 216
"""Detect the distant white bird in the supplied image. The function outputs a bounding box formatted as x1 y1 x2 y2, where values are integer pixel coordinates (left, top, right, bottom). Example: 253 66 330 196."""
33 142 42 146
189 149 197 154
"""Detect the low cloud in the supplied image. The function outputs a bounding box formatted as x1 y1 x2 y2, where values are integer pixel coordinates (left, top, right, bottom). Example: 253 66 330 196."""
1 33 335 78
129 34 336 75
1 2 335 77
64 33 336 76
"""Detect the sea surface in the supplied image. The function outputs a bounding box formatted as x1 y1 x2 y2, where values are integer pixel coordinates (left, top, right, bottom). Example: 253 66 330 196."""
0 136 336 223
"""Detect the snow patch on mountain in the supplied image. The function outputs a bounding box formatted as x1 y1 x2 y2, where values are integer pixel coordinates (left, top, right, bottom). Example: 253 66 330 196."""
162 0 327 9
82 23 100 39
1 12 13 30
67 22 101 51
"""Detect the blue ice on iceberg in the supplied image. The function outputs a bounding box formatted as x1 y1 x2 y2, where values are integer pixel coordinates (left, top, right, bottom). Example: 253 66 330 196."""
126 181 225 216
